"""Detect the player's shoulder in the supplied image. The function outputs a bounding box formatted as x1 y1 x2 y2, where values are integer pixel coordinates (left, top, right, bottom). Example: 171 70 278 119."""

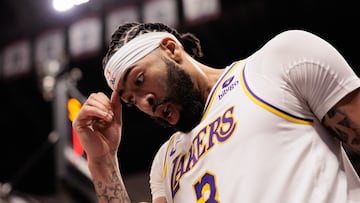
266 29 325 50
273 29 319 40
253 28 329 62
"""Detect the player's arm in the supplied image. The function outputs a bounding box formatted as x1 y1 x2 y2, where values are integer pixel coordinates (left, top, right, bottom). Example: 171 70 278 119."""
87 154 130 202
322 88 360 152
72 91 132 202
88 155 131 203
271 30 360 152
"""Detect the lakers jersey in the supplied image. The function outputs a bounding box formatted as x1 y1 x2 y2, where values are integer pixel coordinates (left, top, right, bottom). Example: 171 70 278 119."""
150 30 360 203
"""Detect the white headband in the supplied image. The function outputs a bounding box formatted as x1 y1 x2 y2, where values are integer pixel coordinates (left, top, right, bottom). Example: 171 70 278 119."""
104 32 183 90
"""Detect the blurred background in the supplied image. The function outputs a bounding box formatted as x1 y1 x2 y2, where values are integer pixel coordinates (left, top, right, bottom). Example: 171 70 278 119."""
0 0 359 202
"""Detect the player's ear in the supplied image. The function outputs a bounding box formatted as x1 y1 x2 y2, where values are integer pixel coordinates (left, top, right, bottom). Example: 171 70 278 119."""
160 37 182 62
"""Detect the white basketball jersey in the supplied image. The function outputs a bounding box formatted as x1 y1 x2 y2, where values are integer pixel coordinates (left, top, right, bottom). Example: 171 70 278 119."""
150 30 360 203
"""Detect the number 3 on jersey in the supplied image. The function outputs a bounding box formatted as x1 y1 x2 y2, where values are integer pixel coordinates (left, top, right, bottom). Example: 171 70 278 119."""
193 171 220 203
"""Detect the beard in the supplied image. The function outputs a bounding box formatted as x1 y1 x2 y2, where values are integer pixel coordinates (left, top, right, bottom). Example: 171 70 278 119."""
152 57 204 133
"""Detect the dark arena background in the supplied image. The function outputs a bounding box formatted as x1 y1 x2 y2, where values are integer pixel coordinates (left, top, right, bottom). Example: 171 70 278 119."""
0 0 359 202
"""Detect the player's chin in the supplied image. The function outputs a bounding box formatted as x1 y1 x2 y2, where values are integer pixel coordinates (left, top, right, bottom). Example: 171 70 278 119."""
151 116 175 129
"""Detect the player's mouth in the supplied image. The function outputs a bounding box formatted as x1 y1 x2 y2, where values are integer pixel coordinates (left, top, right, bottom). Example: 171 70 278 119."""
153 103 179 125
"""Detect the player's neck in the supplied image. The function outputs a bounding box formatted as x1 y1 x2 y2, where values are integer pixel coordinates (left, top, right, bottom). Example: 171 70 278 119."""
185 54 225 103
193 63 225 103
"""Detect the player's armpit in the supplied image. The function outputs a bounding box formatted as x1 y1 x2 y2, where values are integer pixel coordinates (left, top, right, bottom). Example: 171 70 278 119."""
322 88 360 152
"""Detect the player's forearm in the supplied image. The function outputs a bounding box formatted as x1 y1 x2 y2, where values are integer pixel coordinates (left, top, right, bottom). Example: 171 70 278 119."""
88 155 131 203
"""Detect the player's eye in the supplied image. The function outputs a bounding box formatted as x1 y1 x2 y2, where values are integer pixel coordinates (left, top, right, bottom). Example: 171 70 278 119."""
135 72 144 85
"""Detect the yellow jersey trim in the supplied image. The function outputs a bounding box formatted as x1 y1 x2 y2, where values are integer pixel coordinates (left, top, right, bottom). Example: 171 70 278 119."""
240 64 313 125
201 61 243 121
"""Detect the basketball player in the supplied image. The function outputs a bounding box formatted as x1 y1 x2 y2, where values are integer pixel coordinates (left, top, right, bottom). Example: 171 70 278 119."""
72 22 360 203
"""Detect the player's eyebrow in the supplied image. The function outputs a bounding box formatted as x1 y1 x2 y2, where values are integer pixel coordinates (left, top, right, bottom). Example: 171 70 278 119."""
118 66 134 98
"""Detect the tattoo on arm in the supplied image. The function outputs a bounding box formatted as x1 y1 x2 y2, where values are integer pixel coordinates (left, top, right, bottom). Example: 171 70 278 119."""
323 107 360 151
94 170 131 203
